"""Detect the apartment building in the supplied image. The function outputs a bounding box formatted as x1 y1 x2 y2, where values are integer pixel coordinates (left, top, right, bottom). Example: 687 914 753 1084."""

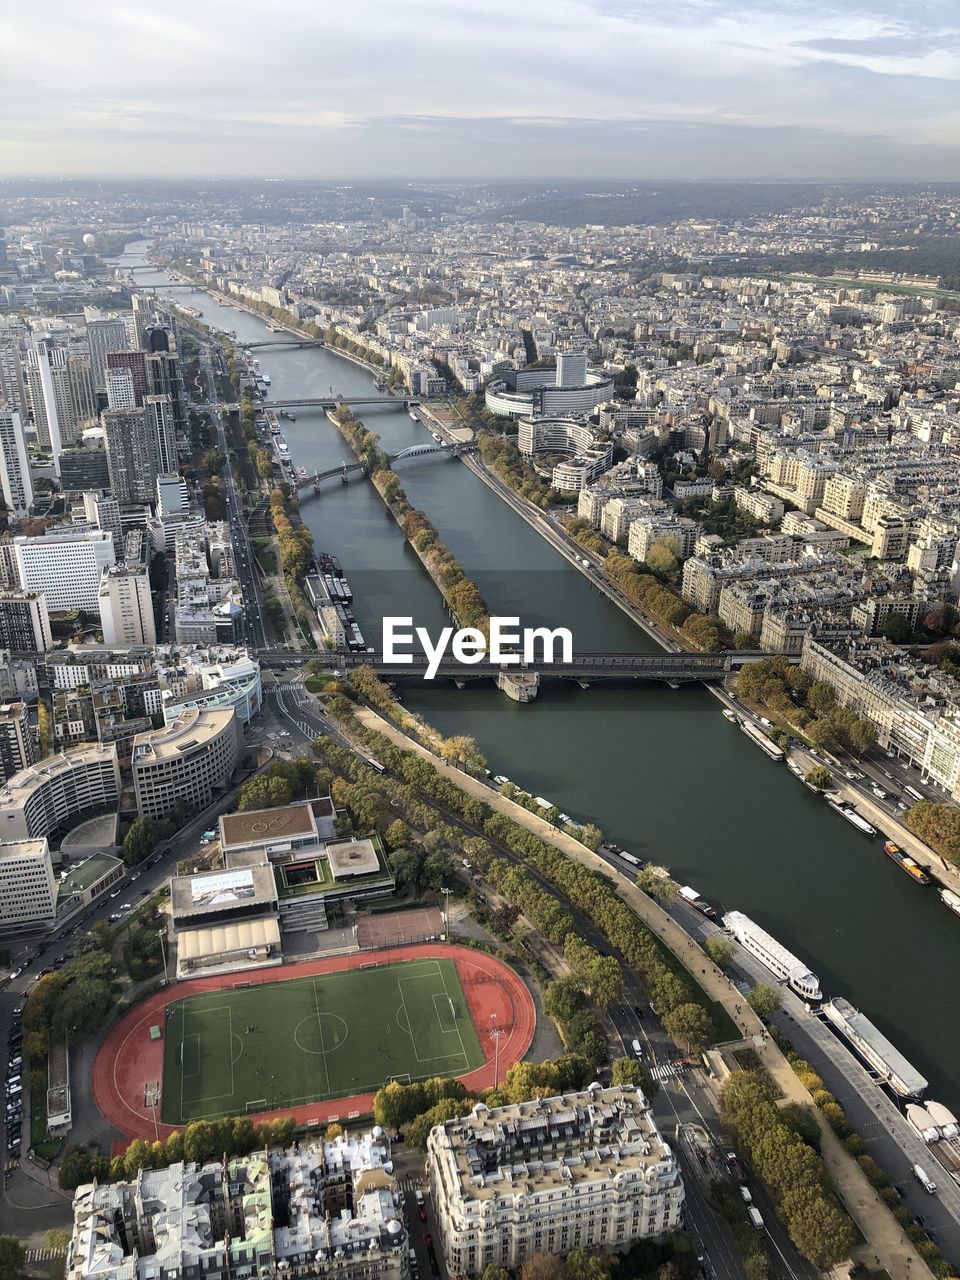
628 514 700 564
14 529 115 612
0 701 36 782
428 1086 684 1278
801 636 960 798
0 407 33 515
732 486 784 525
0 590 52 652
67 1134 410 1280
0 744 121 841
131 705 241 819
98 565 156 646
0 837 56 929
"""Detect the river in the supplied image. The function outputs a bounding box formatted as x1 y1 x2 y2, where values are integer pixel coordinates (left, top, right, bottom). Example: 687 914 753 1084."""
118 243 960 1105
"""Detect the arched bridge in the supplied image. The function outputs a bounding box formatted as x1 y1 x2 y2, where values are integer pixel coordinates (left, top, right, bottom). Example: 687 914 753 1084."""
296 441 474 494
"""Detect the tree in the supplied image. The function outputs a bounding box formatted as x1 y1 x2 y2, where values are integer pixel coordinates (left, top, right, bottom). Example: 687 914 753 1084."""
43 1229 71 1253
587 954 624 1009
847 718 877 755
325 1122 344 1141
880 614 913 644
906 800 960 867
37 700 51 756
646 538 680 577
122 815 157 866
804 765 833 791
636 864 678 903
746 982 782 1020
663 1002 714 1052
0 1236 25 1280
807 718 840 754
705 936 734 969
565 1249 613 1280
611 1055 659 1099
520 1256 566 1280
58 1144 97 1190
807 682 836 716
384 818 413 850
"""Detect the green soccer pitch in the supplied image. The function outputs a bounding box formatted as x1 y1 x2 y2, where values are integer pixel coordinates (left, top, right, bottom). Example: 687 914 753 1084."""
160 957 484 1124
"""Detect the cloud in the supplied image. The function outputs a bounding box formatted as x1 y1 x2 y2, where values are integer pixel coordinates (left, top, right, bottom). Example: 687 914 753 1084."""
2 0 959 177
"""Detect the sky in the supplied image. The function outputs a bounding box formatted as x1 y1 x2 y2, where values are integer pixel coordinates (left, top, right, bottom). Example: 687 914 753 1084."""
4 0 960 180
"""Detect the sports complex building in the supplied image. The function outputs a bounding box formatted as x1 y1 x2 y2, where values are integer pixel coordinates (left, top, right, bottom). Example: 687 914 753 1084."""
168 799 397 974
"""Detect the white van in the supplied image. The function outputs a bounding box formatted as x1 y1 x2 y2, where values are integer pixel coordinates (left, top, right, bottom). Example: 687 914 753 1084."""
631 1038 644 1060
739 1187 752 1204
747 1207 764 1230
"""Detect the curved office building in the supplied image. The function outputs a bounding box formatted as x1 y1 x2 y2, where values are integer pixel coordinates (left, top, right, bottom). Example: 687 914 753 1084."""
518 416 615 492
485 352 614 420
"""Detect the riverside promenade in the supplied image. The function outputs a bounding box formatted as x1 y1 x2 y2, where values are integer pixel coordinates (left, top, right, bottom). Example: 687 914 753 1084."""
354 704 935 1280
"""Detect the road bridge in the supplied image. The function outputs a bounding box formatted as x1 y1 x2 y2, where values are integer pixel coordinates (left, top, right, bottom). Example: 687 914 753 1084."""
245 338 325 349
256 649 769 682
268 396 419 410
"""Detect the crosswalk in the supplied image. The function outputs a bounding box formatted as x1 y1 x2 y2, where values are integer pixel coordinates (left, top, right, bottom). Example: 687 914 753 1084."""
25 1249 66 1262
648 1062 684 1083
397 1177 425 1193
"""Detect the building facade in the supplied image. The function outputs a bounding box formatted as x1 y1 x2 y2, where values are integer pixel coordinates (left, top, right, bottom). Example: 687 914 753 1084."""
0 837 56 929
131 705 242 819
0 744 121 841
428 1086 684 1278
14 530 115 613
98 565 156 647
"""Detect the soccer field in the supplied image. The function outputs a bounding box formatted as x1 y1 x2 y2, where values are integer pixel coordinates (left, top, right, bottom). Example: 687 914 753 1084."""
160 957 484 1124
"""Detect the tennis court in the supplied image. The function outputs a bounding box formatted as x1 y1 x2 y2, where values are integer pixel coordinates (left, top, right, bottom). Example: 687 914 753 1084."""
160 955 483 1124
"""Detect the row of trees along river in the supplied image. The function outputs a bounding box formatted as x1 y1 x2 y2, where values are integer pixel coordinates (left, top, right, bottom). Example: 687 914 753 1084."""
118 243 960 1106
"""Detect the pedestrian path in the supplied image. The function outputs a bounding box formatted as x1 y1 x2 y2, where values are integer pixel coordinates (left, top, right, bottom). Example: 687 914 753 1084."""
26 1248 66 1262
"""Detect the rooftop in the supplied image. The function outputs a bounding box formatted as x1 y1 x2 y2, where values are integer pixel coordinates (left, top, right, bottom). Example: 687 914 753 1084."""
132 705 234 765
58 852 122 897
0 837 48 863
220 799 319 850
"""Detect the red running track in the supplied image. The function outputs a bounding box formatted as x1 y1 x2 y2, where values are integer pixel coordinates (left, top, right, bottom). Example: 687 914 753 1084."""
93 943 535 1141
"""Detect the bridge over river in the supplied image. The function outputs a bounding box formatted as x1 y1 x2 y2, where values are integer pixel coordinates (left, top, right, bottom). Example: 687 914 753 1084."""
256 649 772 683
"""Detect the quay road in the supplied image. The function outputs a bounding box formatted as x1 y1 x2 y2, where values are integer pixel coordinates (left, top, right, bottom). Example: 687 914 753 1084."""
677 905 960 1268
198 343 266 649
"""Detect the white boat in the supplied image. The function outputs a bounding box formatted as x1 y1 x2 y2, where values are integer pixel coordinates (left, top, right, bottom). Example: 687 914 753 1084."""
940 888 960 919
826 798 877 837
262 372 271 385
722 909 822 1001
722 708 737 722
821 997 927 1098
409 410 418 421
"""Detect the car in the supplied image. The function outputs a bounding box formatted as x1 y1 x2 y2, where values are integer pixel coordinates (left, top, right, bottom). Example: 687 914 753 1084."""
8 969 21 980
419 1205 428 1222
897 800 909 811
130 872 141 881
886 750 896 758
109 889 121 899
108 913 122 923
633 1004 644 1019
120 902 133 911
423 1233 432 1248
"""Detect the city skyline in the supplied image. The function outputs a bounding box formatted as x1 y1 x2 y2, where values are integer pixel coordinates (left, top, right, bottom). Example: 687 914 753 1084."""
4 0 960 180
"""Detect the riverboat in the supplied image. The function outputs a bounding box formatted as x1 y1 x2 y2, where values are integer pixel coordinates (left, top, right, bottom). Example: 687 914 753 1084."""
722 909 822 1001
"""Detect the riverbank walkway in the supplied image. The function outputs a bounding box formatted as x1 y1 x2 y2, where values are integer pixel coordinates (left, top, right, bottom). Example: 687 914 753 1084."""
355 705 934 1280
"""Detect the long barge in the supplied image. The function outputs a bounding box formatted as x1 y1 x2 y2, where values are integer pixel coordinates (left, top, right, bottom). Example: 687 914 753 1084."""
821 997 928 1098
